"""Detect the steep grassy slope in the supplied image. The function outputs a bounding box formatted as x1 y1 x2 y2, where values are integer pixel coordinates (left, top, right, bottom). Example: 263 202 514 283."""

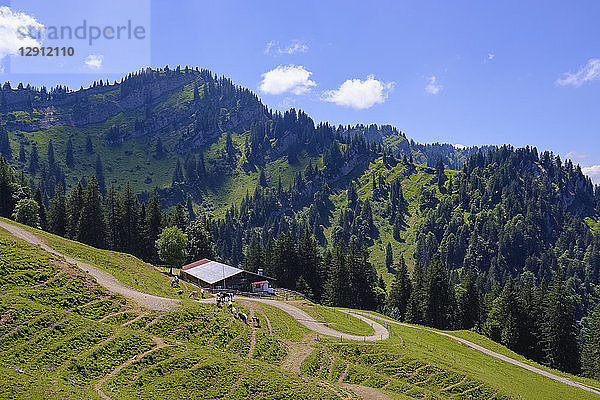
2 220 600 399
0 226 340 399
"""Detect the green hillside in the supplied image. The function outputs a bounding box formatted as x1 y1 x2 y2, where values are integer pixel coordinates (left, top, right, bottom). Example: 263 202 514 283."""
1 221 600 399
2 67 600 388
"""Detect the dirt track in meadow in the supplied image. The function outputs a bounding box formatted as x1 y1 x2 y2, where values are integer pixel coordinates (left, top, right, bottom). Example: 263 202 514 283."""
3 219 600 397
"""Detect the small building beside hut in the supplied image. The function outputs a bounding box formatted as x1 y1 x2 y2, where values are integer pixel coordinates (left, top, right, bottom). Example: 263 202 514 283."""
180 259 275 293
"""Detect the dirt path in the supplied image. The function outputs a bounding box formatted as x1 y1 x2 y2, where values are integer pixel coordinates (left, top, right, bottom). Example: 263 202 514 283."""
349 311 600 396
94 336 167 400
240 298 389 341
280 341 314 374
340 383 393 400
0 221 177 311
4 219 599 396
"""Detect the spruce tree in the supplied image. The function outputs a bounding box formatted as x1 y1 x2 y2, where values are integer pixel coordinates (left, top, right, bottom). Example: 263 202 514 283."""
0 126 10 159
33 187 47 230
65 137 74 168
297 228 321 300
29 142 39 174
47 140 55 170
224 132 235 163
67 182 84 238
154 137 165 159
388 256 412 320
95 155 106 196
435 158 445 189
259 169 268 187
48 184 67 236
323 243 349 307
85 136 94 154
458 271 479 330
543 274 580 374
146 189 163 261
423 254 454 329
18 142 26 164
385 242 393 271
77 176 107 248
582 304 600 379
171 203 187 230
119 182 139 253
104 186 121 250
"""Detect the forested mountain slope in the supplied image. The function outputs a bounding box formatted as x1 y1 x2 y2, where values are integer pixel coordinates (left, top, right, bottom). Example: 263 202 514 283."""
1 66 600 381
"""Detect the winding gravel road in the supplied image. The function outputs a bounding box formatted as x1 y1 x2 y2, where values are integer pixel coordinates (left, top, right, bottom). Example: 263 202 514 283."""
349 311 600 396
3 219 600 396
0 220 177 311
0 220 388 340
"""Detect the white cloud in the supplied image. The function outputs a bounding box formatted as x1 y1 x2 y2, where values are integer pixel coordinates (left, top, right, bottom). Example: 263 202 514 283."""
321 75 394 109
454 144 467 149
556 58 600 87
85 54 104 69
264 40 308 56
566 151 589 160
259 65 316 95
0 6 43 60
582 165 600 185
488 53 495 61
425 76 442 95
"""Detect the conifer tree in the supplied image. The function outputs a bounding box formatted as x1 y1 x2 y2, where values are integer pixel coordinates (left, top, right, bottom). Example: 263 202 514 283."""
85 136 94 154
119 182 139 253
77 176 107 248
582 304 600 379
0 126 10 159
172 159 184 184
67 182 84 238
424 254 454 329
171 202 187 230
154 137 165 159
435 158 445 189
259 169 268 187
458 271 479 330
543 273 580 374
48 184 67 236
146 189 163 261
29 142 39 174
18 142 26 164
104 185 121 250
297 228 321 300
65 137 74 168
47 140 55 170
385 242 393 271
33 187 47 231
95 155 106 195
388 256 412 320
323 242 349 307
224 132 235 163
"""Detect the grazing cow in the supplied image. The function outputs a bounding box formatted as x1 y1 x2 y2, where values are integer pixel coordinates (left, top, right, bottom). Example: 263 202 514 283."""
200 288 205 299
231 307 237 316
189 291 198 299
177 289 184 296
227 300 233 309
238 312 248 324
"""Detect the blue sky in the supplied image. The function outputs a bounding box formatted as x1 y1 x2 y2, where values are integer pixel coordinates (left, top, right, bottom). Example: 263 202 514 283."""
1 0 600 181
